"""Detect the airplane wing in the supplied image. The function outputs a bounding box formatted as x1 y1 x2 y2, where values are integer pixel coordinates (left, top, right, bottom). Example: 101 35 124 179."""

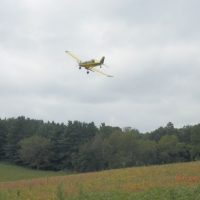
65 51 81 63
90 67 113 77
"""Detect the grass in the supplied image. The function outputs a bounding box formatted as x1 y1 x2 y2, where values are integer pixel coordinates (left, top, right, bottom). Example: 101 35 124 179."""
68 185 200 200
0 163 66 182
0 161 200 199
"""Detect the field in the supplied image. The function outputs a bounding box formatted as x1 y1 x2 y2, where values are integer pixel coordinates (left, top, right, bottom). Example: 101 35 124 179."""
0 161 200 200
0 163 66 182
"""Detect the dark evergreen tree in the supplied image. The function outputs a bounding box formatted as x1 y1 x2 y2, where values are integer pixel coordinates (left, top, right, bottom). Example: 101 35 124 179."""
190 124 200 160
0 119 7 160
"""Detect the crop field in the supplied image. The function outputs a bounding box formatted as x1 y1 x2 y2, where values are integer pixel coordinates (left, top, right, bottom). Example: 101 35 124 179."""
0 161 200 200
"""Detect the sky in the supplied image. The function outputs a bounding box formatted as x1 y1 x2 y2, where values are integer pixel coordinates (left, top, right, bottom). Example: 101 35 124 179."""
0 0 200 132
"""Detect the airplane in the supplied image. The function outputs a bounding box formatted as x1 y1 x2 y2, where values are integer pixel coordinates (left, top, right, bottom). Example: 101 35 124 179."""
65 51 113 77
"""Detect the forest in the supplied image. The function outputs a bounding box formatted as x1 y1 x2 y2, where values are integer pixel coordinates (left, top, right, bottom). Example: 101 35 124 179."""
0 116 200 172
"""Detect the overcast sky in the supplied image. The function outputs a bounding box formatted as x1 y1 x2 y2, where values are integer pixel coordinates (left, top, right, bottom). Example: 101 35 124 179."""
1 0 200 132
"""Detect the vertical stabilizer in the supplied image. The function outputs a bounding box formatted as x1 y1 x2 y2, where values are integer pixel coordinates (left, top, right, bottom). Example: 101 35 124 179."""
100 56 105 64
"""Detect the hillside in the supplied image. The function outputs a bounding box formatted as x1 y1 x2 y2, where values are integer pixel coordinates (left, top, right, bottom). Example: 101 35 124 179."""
0 163 65 182
0 161 200 200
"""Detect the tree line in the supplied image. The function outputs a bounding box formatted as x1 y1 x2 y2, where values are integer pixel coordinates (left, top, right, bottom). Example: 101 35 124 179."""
0 116 200 172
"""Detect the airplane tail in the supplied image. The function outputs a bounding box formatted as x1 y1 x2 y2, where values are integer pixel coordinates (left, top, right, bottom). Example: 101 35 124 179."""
100 56 105 65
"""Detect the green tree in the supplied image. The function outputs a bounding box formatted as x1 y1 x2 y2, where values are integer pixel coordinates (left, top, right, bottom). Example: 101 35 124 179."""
52 121 97 170
99 123 122 138
158 135 186 163
105 132 139 169
190 124 200 160
137 140 158 165
0 120 7 160
148 127 166 142
177 126 192 144
74 135 107 172
5 117 28 162
19 135 51 169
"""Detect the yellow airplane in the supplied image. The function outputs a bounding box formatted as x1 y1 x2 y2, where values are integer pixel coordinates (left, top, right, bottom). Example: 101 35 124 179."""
65 51 113 77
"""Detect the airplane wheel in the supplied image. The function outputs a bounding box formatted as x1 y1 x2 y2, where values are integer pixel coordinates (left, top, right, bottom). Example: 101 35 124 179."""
87 71 89 74
79 66 81 69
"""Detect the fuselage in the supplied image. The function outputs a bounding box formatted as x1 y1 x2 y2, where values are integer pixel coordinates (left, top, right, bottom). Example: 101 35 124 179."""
79 60 102 69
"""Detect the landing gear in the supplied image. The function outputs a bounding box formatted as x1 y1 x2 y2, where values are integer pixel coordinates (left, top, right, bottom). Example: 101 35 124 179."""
87 71 89 74
79 66 81 69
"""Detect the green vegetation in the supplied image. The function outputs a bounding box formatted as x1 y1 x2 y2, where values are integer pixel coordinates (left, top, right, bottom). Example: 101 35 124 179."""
0 161 200 200
68 186 200 200
1 117 200 199
0 163 65 182
1 187 200 200
0 117 200 172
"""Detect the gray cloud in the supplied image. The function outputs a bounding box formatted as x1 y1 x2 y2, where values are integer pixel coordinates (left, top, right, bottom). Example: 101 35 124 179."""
0 0 200 132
